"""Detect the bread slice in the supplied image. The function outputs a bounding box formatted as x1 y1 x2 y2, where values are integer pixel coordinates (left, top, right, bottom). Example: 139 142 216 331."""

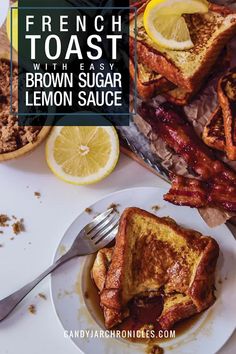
130 2 236 92
218 68 236 160
202 107 226 151
129 59 174 100
92 207 219 330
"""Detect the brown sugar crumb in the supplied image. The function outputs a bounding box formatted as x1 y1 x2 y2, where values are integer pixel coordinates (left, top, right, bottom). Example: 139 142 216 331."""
148 345 164 354
28 304 36 314
38 293 47 300
12 219 25 235
34 192 41 198
0 214 10 227
0 59 42 154
10 237 14 241
85 207 92 214
108 203 120 213
151 205 160 212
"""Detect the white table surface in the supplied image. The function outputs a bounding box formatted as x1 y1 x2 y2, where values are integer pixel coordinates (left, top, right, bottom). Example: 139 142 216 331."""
0 144 235 354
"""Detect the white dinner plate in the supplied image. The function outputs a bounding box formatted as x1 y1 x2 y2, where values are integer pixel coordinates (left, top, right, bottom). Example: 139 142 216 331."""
50 187 236 354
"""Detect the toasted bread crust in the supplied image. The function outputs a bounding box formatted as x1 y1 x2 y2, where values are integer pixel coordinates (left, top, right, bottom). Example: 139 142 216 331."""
218 68 236 160
158 299 197 329
164 87 193 106
188 236 219 311
130 3 236 92
96 208 219 329
202 107 226 151
129 59 173 100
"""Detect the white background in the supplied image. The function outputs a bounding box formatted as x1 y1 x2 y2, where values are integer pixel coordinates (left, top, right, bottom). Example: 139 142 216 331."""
0 144 235 354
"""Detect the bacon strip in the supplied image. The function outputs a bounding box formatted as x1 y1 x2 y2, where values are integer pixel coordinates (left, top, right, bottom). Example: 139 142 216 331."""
138 102 236 212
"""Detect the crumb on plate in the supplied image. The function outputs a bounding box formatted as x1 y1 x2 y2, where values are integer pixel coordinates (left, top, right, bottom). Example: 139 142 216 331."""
148 344 164 354
151 205 160 212
85 207 92 214
28 304 36 314
38 293 47 300
108 203 120 213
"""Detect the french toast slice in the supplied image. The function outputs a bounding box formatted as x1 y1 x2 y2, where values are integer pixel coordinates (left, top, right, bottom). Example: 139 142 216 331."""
164 87 194 106
130 2 236 92
202 107 226 151
92 207 219 330
129 59 174 100
218 68 236 160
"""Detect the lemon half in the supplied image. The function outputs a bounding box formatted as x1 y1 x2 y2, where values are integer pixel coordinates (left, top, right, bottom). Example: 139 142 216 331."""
6 1 18 52
46 126 120 185
143 0 209 50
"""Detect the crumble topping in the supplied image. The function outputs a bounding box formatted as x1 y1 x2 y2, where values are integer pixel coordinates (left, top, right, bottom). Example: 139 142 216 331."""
0 59 41 153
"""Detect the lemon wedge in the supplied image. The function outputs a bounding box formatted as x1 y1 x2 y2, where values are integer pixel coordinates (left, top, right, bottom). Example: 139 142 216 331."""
143 0 209 50
46 125 120 185
6 1 18 52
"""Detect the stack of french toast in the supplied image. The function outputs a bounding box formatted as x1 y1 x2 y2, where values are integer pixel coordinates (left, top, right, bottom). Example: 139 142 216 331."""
128 0 236 220
130 1 236 105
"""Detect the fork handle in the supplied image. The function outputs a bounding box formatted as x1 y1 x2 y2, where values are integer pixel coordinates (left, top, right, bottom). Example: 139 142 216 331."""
0 251 77 321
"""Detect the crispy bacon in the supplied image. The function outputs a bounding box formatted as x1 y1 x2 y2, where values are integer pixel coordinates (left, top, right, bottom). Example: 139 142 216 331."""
164 175 236 212
138 102 236 212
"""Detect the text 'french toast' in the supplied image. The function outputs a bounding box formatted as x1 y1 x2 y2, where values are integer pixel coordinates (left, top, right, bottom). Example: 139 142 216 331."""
92 207 219 331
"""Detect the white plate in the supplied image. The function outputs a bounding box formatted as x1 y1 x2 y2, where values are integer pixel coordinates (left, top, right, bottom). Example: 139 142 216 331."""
50 187 236 354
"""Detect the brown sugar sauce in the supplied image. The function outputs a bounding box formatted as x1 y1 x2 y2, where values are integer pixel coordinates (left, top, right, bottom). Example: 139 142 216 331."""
82 254 202 343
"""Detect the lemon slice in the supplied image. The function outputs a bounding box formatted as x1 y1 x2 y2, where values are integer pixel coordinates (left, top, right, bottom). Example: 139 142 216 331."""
46 125 120 185
6 1 18 52
143 0 209 50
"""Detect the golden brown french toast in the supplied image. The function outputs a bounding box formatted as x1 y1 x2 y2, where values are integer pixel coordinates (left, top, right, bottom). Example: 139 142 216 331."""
130 2 236 92
218 68 236 160
92 207 219 330
129 59 174 100
202 107 226 151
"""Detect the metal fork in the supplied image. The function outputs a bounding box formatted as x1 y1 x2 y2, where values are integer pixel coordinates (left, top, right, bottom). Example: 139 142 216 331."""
0 208 119 321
